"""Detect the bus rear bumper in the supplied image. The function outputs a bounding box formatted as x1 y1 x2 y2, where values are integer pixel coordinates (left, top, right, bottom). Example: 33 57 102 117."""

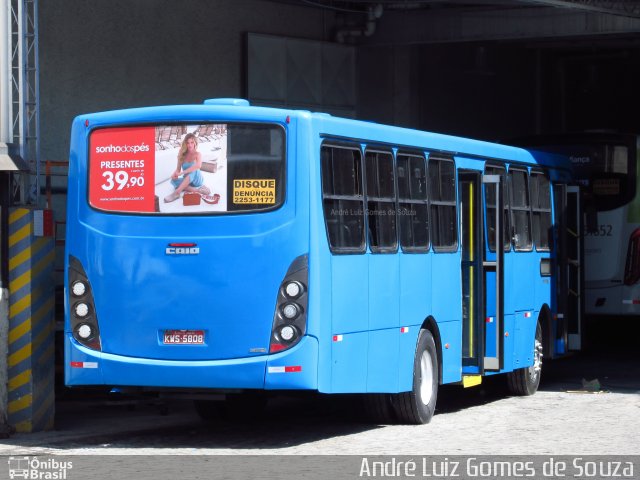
64 334 318 391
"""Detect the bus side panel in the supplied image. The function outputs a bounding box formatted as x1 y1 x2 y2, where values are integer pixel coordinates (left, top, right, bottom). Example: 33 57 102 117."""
506 253 534 314
438 320 463 385
430 253 461 323
533 249 552 315
331 256 368 334
309 251 332 393
536 273 552 312
369 255 399 330
505 252 534 367
331 331 368 392
399 254 431 327
513 311 536 370
398 254 432 391
331 256 369 392
367 250 401 388
503 314 515 372
398 326 420 391
430 253 462 384
367 328 399 392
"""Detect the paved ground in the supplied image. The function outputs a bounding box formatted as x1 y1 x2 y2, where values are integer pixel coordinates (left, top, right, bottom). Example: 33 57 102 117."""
0 329 638 456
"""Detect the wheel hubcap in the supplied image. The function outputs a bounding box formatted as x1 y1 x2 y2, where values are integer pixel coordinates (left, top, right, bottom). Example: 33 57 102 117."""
528 336 543 382
419 350 434 405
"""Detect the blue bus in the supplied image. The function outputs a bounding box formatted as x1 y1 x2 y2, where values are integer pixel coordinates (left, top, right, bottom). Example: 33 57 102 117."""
65 98 581 424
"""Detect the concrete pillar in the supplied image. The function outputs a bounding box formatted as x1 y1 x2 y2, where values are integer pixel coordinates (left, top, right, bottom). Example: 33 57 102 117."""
0 287 8 430
7 207 55 432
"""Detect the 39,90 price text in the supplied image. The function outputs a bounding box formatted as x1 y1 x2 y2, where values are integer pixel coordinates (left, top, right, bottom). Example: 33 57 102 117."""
101 170 145 191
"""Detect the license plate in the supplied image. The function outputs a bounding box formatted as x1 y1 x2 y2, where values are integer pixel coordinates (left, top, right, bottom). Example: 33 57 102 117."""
163 330 205 345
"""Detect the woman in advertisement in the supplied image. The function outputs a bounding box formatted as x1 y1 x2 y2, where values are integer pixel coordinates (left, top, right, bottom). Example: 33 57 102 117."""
164 133 211 203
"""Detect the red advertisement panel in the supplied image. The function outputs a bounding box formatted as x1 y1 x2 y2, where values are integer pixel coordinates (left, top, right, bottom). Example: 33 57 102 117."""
89 127 156 212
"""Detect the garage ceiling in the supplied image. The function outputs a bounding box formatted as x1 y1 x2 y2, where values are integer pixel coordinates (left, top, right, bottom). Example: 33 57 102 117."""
271 1 640 44
273 1 640 18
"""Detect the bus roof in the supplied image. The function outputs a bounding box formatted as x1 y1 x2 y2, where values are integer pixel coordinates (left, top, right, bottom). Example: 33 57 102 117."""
74 99 572 171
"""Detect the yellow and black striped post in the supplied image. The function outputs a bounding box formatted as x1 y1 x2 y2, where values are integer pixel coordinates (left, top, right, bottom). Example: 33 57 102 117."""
7 207 56 432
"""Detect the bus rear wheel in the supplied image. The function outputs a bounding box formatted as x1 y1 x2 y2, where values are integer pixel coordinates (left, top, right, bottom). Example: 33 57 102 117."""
507 321 543 396
393 329 438 424
364 394 396 424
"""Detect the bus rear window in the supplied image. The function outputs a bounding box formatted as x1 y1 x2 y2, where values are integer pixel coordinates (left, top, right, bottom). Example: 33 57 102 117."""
88 123 285 214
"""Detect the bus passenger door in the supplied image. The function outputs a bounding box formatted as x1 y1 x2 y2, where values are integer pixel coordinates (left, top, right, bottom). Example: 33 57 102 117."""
481 173 505 372
554 184 582 352
566 187 582 350
459 171 485 372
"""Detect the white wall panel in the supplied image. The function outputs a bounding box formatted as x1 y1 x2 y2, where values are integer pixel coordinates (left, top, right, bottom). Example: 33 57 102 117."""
248 33 355 116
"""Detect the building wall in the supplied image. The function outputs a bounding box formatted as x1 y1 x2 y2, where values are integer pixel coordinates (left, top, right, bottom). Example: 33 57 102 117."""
39 0 333 161
38 2 640 176
358 43 540 142
357 45 422 130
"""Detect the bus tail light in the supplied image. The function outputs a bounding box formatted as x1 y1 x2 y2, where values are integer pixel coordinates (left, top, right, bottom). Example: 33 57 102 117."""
68 256 102 351
282 303 300 319
270 255 308 353
624 228 640 285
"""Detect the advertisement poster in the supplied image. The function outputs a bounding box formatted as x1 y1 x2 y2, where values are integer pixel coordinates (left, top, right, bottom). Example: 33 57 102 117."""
89 124 228 213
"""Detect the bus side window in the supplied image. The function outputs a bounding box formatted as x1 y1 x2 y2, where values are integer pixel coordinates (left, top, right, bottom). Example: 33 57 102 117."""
365 150 397 253
397 153 429 252
531 172 552 251
429 157 457 252
509 168 533 251
321 144 366 253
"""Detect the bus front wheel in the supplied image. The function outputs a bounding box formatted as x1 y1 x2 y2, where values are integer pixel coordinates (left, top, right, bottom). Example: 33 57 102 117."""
393 329 439 424
507 321 543 396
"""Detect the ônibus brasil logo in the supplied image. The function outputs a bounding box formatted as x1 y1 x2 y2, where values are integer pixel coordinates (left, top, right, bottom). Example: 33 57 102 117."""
166 243 200 255
8 456 73 479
